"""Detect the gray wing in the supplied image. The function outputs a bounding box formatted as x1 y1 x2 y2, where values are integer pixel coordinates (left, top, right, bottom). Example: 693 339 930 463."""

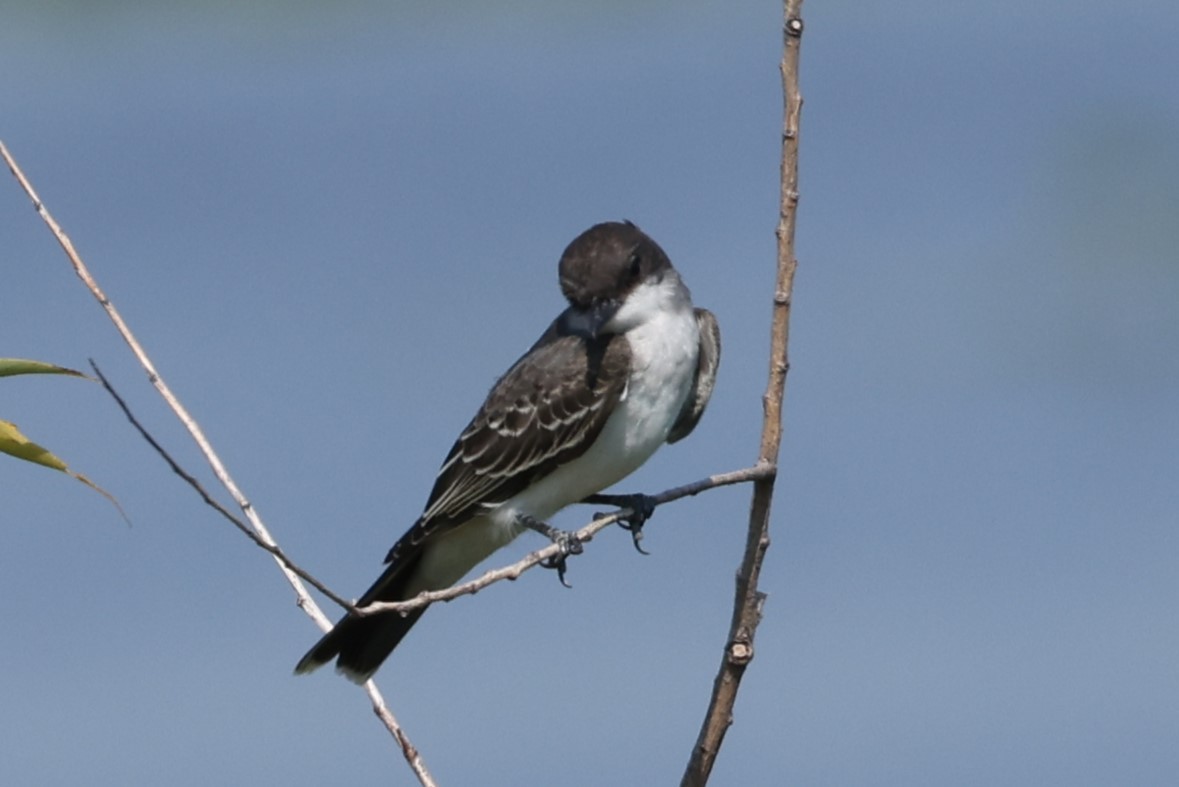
666 308 720 445
383 327 632 565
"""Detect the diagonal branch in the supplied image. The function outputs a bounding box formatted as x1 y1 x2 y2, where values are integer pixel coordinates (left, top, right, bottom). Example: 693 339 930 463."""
682 2 805 785
357 463 776 617
88 359 359 615
0 140 436 787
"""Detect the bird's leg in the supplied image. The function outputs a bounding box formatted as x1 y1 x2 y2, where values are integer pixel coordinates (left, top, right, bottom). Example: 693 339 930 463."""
582 493 658 555
517 514 583 588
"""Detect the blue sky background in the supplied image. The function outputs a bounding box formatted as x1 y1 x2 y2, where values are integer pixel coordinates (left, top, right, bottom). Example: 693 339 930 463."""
3 2 1177 784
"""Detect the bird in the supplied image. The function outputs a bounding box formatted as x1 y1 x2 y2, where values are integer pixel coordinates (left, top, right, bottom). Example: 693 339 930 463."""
295 220 720 683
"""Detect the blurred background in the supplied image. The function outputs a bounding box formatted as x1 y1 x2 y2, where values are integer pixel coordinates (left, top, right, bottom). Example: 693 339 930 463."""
2 1 1177 784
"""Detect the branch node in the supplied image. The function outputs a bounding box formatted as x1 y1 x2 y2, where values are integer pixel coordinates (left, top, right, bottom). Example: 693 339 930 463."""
755 461 777 480
786 16 804 37
727 639 754 666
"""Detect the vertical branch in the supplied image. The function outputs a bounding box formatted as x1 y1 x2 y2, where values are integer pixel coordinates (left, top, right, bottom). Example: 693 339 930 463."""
682 2 804 785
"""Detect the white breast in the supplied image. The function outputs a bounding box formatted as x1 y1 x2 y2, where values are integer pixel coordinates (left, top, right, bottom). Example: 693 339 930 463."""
492 276 700 530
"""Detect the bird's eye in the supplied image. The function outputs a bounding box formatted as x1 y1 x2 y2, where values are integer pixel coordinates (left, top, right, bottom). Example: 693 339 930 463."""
626 251 642 280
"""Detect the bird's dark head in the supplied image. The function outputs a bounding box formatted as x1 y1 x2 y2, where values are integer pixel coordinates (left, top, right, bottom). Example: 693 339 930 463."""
556 221 676 340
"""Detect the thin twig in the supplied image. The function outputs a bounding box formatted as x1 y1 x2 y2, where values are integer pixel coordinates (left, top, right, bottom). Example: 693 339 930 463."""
0 139 436 787
366 682 434 782
357 464 776 616
682 3 804 785
88 360 359 614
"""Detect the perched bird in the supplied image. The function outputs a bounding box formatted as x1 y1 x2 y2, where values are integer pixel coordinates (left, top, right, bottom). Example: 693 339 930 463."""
295 221 720 683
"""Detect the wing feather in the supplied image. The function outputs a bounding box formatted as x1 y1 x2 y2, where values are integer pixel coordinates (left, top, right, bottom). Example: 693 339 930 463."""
383 324 631 566
667 308 721 445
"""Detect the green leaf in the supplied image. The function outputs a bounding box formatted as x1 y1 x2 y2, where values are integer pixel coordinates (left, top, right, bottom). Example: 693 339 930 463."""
0 358 90 379
0 418 68 469
0 418 129 523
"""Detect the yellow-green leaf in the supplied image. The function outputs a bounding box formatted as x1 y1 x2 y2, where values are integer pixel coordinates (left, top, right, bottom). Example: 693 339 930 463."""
0 418 129 523
0 418 67 469
0 358 89 379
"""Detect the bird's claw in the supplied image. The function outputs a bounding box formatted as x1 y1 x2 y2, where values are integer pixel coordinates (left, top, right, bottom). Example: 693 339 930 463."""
593 493 657 555
539 530 583 588
518 514 583 588
618 517 651 556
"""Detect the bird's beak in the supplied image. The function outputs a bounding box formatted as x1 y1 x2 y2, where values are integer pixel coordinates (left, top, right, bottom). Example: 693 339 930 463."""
560 299 620 340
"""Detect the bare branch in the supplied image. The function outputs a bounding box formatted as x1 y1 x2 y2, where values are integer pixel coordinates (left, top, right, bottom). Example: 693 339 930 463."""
0 139 436 787
357 463 776 617
365 683 436 787
88 360 360 614
682 3 804 785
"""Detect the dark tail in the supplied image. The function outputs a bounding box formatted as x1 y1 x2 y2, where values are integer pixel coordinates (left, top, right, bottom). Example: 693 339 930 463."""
294 606 426 683
294 551 426 683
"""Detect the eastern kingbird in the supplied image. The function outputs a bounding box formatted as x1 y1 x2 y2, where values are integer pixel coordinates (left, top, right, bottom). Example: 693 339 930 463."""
295 221 720 683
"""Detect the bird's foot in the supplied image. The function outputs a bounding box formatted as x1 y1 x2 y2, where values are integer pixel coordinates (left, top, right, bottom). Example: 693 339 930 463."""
517 514 584 588
584 492 658 555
